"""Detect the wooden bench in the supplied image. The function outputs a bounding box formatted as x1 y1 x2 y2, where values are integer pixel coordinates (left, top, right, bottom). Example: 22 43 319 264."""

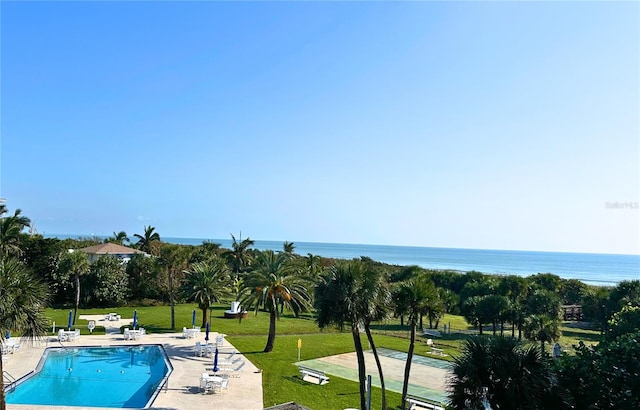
429 347 446 357
298 366 330 385
406 396 445 410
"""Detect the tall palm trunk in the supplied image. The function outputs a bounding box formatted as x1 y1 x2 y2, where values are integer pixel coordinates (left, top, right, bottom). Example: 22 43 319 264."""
365 323 387 410
264 309 277 352
401 324 416 410
74 274 81 325
201 308 208 328
352 323 367 410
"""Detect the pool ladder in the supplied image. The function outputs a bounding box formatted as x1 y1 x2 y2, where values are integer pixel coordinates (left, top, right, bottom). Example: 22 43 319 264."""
3 370 17 392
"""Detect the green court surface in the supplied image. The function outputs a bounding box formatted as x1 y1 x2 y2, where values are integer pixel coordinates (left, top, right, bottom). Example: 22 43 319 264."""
296 348 450 404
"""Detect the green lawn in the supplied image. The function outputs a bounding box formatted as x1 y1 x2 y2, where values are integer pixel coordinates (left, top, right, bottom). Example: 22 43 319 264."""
43 304 601 409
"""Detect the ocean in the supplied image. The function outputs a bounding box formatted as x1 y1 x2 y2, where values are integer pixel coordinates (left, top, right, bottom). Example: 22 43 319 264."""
52 235 639 286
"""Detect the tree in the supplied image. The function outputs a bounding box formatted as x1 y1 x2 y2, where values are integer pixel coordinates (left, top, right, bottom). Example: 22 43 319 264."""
58 250 90 325
221 233 255 277
581 285 611 331
605 304 640 342
315 261 369 410
0 208 31 260
555 329 640 410
283 241 295 255
358 261 392 410
393 278 439 409
523 314 562 353
608 280 640 312
449 335 554 410
240 250 311 352
126 253 157 300
183 258 231 327
84 255 129 307
107 231 129 245
0 258 50 410
558 278 588 305
134 225 161 255
304 253 322 279
157 243 191 330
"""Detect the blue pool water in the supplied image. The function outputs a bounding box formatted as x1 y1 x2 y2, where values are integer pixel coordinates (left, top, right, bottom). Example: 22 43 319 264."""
6 345 172 408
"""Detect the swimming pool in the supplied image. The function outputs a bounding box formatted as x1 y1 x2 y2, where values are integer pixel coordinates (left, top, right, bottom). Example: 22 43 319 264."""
6 345 173 408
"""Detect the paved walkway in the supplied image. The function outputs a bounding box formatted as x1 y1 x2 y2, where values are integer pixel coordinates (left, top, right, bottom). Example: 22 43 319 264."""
2 317 263 410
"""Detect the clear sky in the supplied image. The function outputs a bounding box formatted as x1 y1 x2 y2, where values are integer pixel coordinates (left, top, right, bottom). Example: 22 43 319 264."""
1 1 638 255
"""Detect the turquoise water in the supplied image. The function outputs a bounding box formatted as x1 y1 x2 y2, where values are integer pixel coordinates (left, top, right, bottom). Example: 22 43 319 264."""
50 234 639 286
6 345 171 408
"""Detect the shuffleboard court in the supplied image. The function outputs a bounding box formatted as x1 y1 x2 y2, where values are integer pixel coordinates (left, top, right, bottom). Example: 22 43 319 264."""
296 348 452 404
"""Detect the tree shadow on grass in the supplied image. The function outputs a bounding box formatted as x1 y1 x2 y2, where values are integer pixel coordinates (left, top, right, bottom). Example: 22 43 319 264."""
560 330 601 343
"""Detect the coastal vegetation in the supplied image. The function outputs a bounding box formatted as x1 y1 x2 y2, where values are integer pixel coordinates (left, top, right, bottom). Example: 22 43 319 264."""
1 206 639 409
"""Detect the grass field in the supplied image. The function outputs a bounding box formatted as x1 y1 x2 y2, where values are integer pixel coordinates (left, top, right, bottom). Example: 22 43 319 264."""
43 304 601 409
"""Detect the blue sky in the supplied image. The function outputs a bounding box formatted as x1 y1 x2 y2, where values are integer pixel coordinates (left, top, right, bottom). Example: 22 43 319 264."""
1 1 638 254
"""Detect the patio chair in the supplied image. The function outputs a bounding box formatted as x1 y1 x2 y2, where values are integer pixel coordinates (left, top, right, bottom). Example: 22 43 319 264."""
199 372 211 393
195 342 203 357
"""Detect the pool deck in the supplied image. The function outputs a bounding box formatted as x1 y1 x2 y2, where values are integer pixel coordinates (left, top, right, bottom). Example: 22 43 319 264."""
3 315 264 410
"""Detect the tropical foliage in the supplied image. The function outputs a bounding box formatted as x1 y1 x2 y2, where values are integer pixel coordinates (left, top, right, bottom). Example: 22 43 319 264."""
183 258 231 326
0 258 50 410
57 250 90 324
449 335 556 410
240 250 312 352
221 233 255 277
134 225 161 255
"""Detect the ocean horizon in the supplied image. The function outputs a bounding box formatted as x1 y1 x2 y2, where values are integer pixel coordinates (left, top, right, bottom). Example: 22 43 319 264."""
48 234 639 287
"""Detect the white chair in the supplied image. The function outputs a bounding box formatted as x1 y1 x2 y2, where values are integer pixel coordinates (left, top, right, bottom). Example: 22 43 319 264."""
214 376 230 393
1 344 10 355
123 328 130 340
195 342 203 357
58 329 68 342
199 372 210 393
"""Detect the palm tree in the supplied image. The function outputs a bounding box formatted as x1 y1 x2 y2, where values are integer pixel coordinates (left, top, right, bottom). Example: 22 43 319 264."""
239 250 312 352
107 231 129 245
0 208 31 260
359 262 392 410
1 258 50 410
221 233 255 277
183 258 231 327
58 250 90 325
134 225 161 255
524 314 562 354
315 260 383 410
449 335 553 410
304 253 322 278
283 241 295 255
157 243 191 330
393 278 440 409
